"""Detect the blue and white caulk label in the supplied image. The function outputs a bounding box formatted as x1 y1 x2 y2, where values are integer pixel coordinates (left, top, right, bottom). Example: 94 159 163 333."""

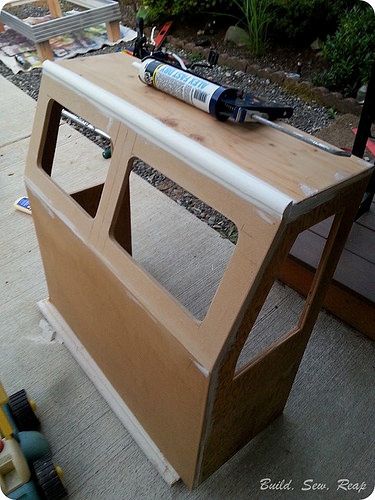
152 64 221 112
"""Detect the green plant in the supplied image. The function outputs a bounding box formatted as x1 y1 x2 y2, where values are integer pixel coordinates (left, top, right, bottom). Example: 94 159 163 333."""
269 0 356 45
231 0 272 55
138 0 232 24
314 4 375 96
327 107 337 119
137 0 168 24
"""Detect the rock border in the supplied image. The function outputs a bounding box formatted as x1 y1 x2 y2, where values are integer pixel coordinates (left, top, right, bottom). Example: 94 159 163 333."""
168 36 362 116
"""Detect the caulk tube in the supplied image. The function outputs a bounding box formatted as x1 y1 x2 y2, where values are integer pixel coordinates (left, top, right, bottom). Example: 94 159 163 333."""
133 58 238 120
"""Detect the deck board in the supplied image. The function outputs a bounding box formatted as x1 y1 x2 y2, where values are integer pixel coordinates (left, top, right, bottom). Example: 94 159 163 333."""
357 204 375 231
309 212 375 264
290 228 375 302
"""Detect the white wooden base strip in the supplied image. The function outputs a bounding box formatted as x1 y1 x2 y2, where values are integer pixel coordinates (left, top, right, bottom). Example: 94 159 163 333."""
37 298 180 486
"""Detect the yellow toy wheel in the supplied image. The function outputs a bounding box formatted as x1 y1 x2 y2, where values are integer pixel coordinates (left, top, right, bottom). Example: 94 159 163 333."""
8 389 40 431
33 457 67 499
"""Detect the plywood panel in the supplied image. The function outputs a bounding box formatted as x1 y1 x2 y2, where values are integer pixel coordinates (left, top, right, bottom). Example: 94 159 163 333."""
58 54 369 204
24 59 373 488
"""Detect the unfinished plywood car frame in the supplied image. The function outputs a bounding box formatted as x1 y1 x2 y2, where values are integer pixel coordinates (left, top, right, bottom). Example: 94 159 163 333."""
0 0 121 61
25 54 373 489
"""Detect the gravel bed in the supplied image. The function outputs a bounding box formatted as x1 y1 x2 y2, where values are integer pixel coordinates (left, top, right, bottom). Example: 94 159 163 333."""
0 28 333 242
190 62 331 134
132 160 239 242
2 4 50 19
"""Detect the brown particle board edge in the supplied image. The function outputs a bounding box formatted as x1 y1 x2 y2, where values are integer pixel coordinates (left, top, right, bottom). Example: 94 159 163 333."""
279 255 375 340
37 299 180 485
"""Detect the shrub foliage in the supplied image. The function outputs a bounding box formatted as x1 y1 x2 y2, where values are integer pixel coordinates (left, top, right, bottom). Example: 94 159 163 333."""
137 0 375 94
269 0 356 45
315 5 375 95
138 0 229 23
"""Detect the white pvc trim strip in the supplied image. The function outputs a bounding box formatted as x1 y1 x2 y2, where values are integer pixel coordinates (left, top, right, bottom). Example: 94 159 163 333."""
43 60 295 217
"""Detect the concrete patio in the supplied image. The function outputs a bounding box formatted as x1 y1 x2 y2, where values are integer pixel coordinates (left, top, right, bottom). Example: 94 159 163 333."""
0 76 374 499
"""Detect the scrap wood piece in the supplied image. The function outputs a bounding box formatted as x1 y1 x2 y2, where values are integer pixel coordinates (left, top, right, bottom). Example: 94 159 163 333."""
37 299 180 486
14 196 31 214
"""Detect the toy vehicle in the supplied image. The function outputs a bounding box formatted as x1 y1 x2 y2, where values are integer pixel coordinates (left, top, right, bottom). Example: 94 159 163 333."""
0 383 67 499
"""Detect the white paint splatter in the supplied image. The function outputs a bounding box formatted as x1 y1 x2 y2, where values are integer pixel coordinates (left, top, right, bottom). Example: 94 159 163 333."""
334 171 349 182
299 183 318 196
193 360 210 377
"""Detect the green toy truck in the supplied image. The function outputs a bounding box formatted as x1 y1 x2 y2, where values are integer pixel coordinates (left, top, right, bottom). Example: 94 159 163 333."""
0 383 67 499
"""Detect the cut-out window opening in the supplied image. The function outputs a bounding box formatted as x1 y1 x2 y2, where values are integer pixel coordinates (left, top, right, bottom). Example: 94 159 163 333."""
40 101 110 218
235 281 304 374
234 216 331 376
111 158 238 321
132 160 239 244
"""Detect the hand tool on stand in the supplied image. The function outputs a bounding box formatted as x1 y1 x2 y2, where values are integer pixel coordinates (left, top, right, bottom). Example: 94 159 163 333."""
62 17 351 160
133 57 351 157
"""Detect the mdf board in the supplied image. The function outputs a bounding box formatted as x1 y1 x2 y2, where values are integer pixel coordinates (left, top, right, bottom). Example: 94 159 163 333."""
25 54 374 488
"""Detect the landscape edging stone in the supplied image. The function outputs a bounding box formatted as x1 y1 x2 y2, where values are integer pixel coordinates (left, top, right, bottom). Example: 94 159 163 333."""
168 36 362 116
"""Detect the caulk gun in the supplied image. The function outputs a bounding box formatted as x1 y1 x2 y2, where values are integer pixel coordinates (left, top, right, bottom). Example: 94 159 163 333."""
133 57 350 157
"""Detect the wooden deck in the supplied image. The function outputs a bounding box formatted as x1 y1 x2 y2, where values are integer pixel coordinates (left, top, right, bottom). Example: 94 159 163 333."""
280 198 375 338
